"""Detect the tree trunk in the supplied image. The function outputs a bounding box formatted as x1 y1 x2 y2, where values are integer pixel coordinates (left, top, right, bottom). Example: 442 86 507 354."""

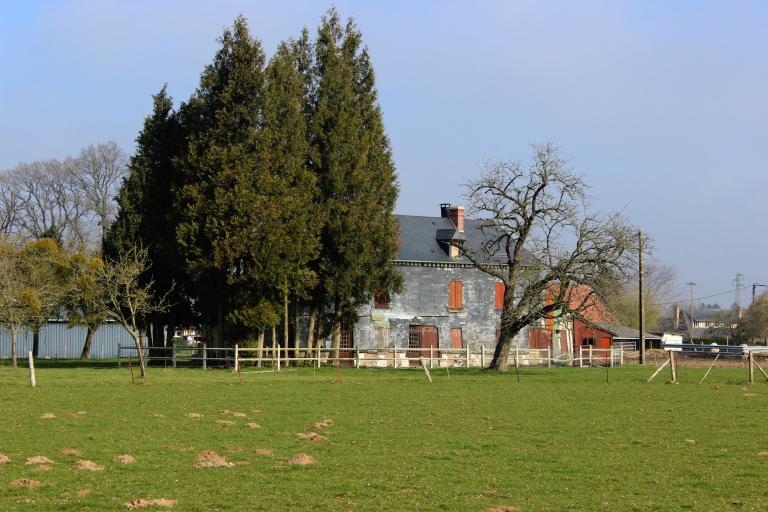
283 284 290 364
488 320 523 372
32 327 40 358
11 327 18 368
131 330 147 378
256 331 265 368
307 309 317 351
331 302 341 360
80 326 95 359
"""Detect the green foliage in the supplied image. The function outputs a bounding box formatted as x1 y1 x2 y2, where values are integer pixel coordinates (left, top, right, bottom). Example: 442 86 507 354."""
310 9 402 334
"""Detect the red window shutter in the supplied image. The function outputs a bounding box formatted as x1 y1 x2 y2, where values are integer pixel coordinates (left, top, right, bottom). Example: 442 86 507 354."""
495 282 505 310
449 280 463 310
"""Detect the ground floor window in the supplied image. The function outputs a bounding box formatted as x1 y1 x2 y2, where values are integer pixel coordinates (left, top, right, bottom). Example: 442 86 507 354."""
340 330 354 349
408 325 421 349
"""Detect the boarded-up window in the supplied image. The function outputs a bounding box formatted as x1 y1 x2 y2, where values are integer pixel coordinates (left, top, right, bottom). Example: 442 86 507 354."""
494 282 505 310
340 330 353 349
374 291 390 308
449 280 463 310
375 326 389 348
451 328 463 349
408 325 421 349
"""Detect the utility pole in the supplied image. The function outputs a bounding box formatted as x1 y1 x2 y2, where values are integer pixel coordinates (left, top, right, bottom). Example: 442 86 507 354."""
686 282 696 338
638 230 645 364
753 283 768 304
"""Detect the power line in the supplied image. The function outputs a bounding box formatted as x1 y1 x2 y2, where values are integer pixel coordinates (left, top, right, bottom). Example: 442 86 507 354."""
653 287 743 307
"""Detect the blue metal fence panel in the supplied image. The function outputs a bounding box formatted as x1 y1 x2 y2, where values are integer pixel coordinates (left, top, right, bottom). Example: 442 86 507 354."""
0 322 137 359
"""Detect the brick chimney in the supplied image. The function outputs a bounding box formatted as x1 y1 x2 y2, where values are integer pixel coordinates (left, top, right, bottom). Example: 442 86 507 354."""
449 205 464 232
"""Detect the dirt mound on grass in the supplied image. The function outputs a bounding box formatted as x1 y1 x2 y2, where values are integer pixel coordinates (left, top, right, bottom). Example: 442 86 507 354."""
216 420 235 427
232 412 247 417
244 423 260 429
297 432 327 441
33 465 52 472
113 455 137 464
758 451 768 457
74 460 104 471
194 451 233 469
77 488 92 497
287 453 316 466
60 449 81 457
26 456 54 465
0 454 9 464
482 507 519 512
150 413 164 418
125 498 177 509
253 449 272 456
11 479 42 489
312 418 332 430
40 412 56 419
184 412 202 419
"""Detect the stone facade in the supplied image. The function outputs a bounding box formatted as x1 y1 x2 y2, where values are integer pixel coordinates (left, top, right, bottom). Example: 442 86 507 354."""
351 262 527 350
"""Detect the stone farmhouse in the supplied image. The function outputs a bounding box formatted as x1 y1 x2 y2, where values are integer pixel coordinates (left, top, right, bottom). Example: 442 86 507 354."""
343 204 524 355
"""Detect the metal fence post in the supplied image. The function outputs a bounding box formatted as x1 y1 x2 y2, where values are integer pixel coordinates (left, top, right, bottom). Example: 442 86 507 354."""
234 344 239 372
466 345 470 368
430 346 434 369
202 343 207 371
277 344 281 372
172 344 177 368
316 344 321 369
749 350 755 383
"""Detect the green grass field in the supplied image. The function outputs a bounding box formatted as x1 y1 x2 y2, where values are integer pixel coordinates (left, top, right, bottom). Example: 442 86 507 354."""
0 363 766 511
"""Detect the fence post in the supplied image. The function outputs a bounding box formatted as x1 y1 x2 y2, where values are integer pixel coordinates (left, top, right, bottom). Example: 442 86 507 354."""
117 346 122 367
547 347 551 367
620 347 624 367
202 343 207 371
316 344 321 369
670 350 677 383
430 346 434 369
234 344 239 372
172 344 177 368
354 347 359 368
749 351 755 384
28 352 36 388
466 345 470 368
480 344 485 368
277 344 281 372
393 346 398 369
579 346 583 368
589 346 593 366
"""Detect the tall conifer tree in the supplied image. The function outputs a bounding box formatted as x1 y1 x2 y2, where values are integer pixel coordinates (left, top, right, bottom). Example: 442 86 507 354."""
310 10 402 350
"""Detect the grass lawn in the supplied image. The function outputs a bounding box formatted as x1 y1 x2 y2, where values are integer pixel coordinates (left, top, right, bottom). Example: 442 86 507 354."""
0 363 767 511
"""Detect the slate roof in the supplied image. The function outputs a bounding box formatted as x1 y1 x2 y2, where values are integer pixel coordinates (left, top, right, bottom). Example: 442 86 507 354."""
394 214 506 264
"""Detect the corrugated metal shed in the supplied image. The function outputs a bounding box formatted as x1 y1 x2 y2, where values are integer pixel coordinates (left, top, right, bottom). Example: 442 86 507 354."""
0 321 138 359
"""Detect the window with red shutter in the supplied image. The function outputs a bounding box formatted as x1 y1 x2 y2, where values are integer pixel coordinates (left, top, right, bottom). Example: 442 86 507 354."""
449 280 463 310
374 291 390 308
495 282 505 310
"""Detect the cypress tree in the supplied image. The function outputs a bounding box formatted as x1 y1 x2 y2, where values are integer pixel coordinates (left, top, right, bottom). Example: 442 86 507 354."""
310 10 402 351
103 85 186 345
174 16 266 345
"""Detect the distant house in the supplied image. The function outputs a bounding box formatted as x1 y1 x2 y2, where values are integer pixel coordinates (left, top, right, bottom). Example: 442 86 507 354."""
657 304 740 340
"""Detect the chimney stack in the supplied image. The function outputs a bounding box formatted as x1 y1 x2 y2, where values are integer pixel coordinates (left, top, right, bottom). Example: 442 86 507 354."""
449 205 464 232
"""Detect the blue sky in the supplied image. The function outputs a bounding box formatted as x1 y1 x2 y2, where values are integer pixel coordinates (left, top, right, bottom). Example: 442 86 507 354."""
2 1 767 307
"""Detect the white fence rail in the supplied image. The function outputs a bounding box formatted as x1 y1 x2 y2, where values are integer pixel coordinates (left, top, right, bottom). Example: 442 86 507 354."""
115 344 625 370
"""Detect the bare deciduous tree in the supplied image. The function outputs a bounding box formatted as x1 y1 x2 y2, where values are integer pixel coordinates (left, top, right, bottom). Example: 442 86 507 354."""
98 247 168 378
73 142 127 240
0 174 23 236
10 160 89 245
461 144 637 371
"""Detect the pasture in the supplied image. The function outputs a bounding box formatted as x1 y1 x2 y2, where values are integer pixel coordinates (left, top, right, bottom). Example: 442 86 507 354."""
0 363 766 511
